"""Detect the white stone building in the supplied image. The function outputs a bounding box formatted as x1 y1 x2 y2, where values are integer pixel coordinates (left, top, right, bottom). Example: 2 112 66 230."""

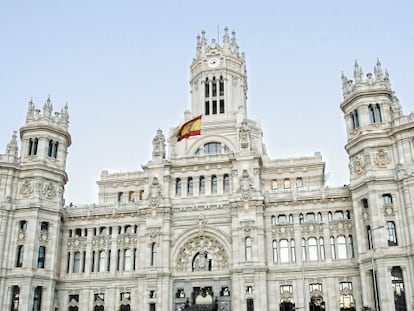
0 29 413 311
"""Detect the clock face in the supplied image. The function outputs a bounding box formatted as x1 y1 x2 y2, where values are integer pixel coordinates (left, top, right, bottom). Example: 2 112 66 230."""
207 58 220 68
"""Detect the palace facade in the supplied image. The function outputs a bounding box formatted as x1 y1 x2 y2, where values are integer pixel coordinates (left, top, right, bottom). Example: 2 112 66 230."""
0 29 413 311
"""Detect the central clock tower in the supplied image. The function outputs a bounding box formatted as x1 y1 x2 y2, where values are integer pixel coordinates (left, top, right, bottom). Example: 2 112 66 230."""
189 28 248 123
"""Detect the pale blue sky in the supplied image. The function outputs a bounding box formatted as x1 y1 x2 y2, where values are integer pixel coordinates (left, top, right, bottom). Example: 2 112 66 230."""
1 1 413 204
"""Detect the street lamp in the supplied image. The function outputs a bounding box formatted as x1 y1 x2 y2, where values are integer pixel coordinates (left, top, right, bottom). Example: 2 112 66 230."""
369 225 384 311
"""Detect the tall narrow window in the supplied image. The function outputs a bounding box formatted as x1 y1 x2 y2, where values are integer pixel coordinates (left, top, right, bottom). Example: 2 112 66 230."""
175 178 182 196
19 220 27 231
290 239 296 262
337 236 347 259
351 109 360 129
149 303 156 311
348 235 354 258
302 238 307 261
280 239 289 263
211 175 217 193
73 252 81 273
187 177 193 195
245 237 252 261
199 176 205 194
391 266 407 310
48 140 53 157
98 251 106 272
296 177 303 188
387 221 398 246
330 237 336 259
33 286 42 311
124 249 132 271
10 286 20 311
151 242 157 266
219 99 225 113
28 138 38 155
367 226 372 250
212 77 217 97
383 193 393 204
223 174 230 193
16 245 24 267
53 141 59 158
28 138 33 156
205 101 210 115
204 78 209 97
219 76 224 96
272 240 278 263
246 298 254 311
362 198 369 209
308 238 318 261
319 237 325 260
283 178 291 190
37 246 46 268
212 100 217 114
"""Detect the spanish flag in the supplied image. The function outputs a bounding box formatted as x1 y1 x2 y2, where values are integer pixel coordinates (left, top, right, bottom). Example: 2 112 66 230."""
176 115 202 141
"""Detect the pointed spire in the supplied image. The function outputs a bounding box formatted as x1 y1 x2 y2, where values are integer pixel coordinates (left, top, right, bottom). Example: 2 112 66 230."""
60 102 69 125
43 95 53 117
6 131 18 158
353 59 363 83
26 97 35 122
223 27 230 53
196 34 201 57
374 58 383 80
200 30 207 57
230 30 239 55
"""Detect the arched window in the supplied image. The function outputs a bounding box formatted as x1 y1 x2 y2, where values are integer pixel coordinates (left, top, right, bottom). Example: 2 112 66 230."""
16 245 24 267
283 178 291 190
334 211 344 220
151 242 157 266
367 226 372 250
205 77 209 98
73 252 80 273
187 177 193 195
351 109 359 129
299 213 304 224
175 178 182 196
33 286 42 311
278 214 287 224
290 239 296 262
369 103 382 123
302 238 306 261
337 236 347 259
48 140 53 157
211 175 217 193
212 76 217 97
53 141 59 158
296 177 303 188
98 251 106 272
271 179 278 190
308 238 318 261
280 239 289 263
272 240 278 263
330 237 336 259
124 249 132 271
271 215 276 225
10 286 20 311
199 176 205 194
289 214 294 223
319 237 325 260
195 142 230 155
245 237 252 261
223 174 230 192
37 246 46 268
387 221 398 246
28 138 38 156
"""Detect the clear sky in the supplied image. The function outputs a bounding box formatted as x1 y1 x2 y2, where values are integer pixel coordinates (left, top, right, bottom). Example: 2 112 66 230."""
1 1 413 204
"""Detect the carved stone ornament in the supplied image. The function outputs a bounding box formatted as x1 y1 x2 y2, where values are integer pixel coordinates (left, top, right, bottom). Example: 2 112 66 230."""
239 120 251 150
352 155 365 175
20 179 33 197
43 183 56 199
148 177 162 207
175 235 229 271
384 205 395 216
374 149 391 168
241 220 254 239
238 170 254 200
67 237 87 251
146 227 160 245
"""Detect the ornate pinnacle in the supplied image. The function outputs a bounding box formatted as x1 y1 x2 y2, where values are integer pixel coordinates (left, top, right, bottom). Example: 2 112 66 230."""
374 58 383 80
223 27 230 52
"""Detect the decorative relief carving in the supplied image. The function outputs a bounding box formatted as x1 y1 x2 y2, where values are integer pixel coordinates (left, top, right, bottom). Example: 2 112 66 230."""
67 237 87 251
384 205 395 216
91 236 111 250
272 224 295 239
117 234 137 248
329 220 353 235
43 183 56 199
352 154 365 175
374 149 391 168
148 177 162 208
239 120 251 150
146 227 160 246
241 220 254 239
238 170 254 200
20 179 33 197
175 235 229 272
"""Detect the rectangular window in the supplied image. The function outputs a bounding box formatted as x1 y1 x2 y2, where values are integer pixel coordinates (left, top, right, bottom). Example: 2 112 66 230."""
205 101 210 115
149 303 156 311
212 100 217 114
16 245 24 267
219 99 225 113
37 246 46 268
383 193 393 204
246 298 254 311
